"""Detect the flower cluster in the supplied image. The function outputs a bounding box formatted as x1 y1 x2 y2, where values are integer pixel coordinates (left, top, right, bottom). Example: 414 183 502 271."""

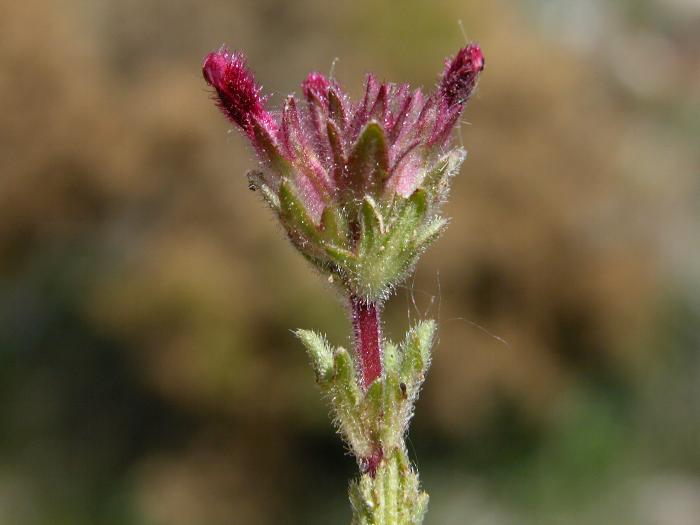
203 45 484 302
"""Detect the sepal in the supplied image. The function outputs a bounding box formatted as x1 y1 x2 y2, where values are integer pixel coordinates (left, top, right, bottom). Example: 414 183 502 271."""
279 179 322 241
246 170 280 210
421 148 465 205
347 121 389 197
347 189 429 301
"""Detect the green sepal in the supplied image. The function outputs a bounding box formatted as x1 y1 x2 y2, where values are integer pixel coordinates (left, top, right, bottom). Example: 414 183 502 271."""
347 121 389 196
382 189 427 243
279 179 321 240
323 242 357 268
383 189 429 261
406 188 427 218
359 195 385 257
414 217 448 250
421 148 465 204
348 189 429 300
246 170 280 211
320 204 349 244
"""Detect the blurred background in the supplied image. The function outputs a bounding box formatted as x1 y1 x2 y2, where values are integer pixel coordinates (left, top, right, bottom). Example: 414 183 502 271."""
1 0 699 523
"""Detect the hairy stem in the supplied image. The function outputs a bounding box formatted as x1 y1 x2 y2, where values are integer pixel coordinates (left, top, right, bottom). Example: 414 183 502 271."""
350 294 384 476
350 295 383 390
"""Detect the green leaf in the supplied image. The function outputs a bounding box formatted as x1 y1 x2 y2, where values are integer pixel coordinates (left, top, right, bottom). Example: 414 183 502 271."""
399 320 436 395
382 342 400 376
295 329 334 383
381 369 403 450
349 449 429 525
349 476 375 525
384 448 401 525
331 348 371 457
360 379 384 443
332 348 360 406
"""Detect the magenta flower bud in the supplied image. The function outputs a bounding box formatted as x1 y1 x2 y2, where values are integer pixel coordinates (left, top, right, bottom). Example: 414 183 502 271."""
202 47 277 136
439 44 485 108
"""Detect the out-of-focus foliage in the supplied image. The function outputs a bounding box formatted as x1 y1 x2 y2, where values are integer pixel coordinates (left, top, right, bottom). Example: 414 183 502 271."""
1 0 698 524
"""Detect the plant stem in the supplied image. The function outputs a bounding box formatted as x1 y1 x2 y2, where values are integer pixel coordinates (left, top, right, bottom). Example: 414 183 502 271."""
350 294 384 475
350 295 383 390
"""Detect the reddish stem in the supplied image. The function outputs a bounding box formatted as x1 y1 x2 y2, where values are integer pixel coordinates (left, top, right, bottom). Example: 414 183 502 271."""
350 294 384 476
363 448 384 477
350 295 383 390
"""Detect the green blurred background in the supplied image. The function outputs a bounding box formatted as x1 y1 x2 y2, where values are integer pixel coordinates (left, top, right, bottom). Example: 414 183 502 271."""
1 0 699 523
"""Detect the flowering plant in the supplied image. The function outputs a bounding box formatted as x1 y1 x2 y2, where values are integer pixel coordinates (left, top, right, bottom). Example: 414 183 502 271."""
203 42 483 524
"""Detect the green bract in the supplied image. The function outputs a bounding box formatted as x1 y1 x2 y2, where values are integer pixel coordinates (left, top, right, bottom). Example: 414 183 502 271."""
251 147 465 302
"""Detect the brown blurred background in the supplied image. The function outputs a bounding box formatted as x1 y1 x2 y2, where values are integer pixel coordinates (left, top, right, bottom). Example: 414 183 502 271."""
1 0 699 523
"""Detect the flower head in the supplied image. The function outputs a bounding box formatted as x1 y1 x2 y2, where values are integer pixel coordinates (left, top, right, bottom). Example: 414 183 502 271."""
203 45 484 301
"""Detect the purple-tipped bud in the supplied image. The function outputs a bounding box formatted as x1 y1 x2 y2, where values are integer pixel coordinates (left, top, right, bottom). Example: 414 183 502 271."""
439 44 485 107
203 48 272 132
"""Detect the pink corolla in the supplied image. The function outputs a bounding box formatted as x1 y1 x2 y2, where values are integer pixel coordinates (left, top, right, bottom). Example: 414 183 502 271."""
203 45 484 301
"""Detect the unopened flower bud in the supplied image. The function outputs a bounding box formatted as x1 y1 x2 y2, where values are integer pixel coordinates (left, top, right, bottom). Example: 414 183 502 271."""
439 44 485 108
202 47 276 136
